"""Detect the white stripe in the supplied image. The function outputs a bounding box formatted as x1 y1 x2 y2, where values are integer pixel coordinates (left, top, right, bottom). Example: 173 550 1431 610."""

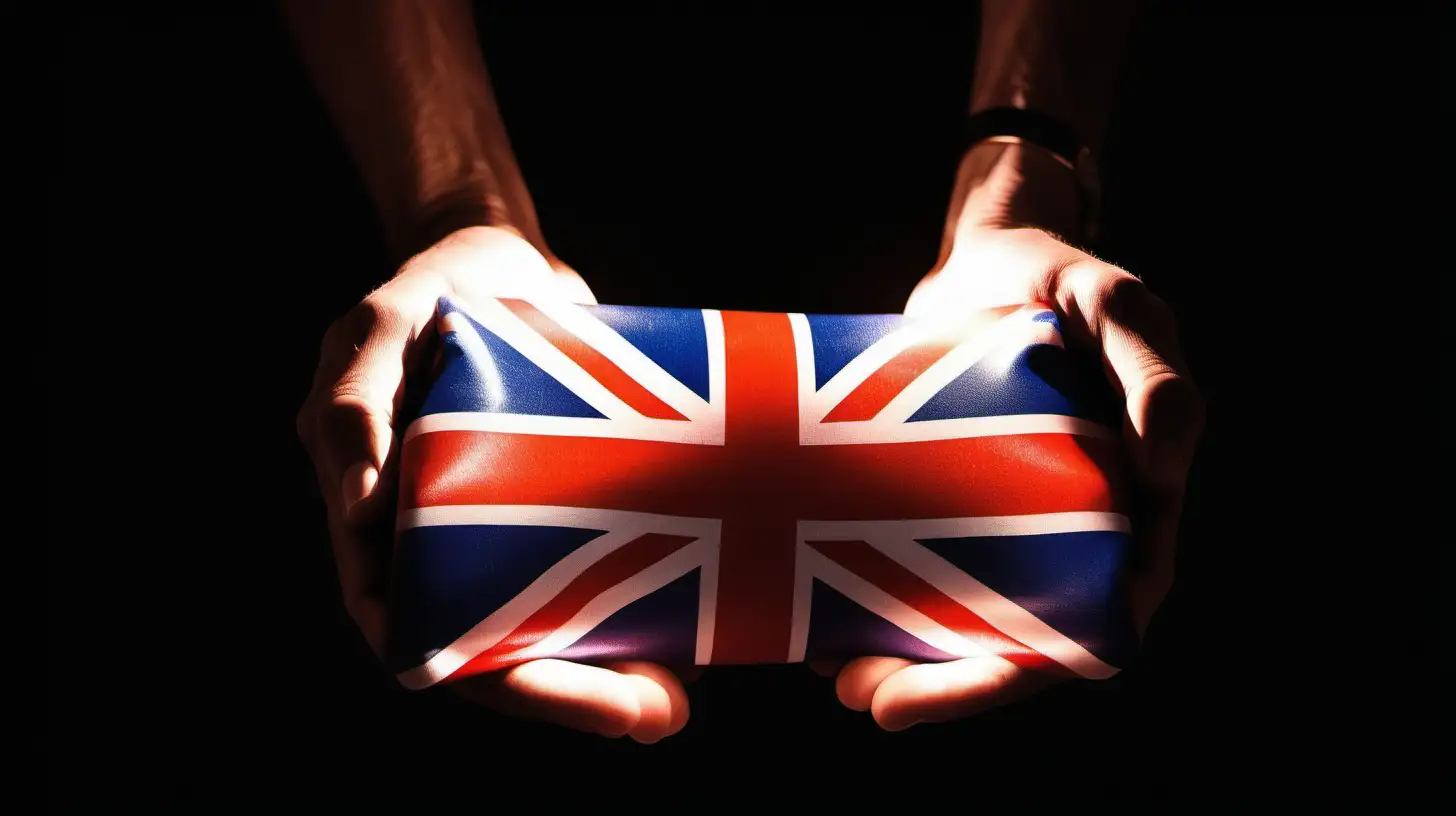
800 546 1002 662
801 413 1114 446
500 538 712 662
527 297 713 421
798 511 1131 543
702 309 726 421
805 312 959 421
399 504 721 539
873 307 1048 425
694 539 720 665
788 312 819 445
465 296 641 422
403 410 724 445
976 319 1063 377
786 543 815 663
439 311 506 409
863 535 1120 679
395 525 650 690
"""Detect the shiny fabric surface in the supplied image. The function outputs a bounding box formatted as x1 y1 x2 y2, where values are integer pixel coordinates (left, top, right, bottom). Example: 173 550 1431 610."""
387 296 1134 688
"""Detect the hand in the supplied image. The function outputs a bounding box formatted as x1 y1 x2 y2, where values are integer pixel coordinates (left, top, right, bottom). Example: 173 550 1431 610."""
824 223 1204 731
297 225 691 742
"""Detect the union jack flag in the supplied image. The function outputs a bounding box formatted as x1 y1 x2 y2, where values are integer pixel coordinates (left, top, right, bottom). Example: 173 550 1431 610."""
387 295 1136 689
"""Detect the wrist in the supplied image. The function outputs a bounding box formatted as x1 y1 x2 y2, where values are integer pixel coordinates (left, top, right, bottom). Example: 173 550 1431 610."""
399 223 593 303
940 140 1083 255
392 183 521 264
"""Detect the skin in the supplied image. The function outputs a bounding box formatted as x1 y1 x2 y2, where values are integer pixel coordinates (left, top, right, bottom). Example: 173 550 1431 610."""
295 225 691 743
823 144 1205 729
291 0 1202 740
823 0 1203 731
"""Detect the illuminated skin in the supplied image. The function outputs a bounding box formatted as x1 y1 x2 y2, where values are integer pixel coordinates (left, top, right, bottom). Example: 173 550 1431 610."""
830 181 1205 729
291 0 1203 738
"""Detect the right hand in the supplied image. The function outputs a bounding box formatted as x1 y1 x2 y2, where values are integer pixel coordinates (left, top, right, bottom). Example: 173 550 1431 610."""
296 226 692 742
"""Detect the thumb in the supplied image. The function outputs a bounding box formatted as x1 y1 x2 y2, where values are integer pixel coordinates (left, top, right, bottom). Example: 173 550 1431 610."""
1084 274 1204 492
311 297 413 521
866 658 1056 731
320 396 395 522
1082 273 1204 631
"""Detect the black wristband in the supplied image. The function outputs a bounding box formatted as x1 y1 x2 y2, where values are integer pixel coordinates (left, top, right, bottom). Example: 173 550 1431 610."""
962 106 1101 243
962 106 1083 167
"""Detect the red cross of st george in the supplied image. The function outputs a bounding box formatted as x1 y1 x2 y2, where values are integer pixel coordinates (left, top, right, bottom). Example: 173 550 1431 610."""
400 309 1122 676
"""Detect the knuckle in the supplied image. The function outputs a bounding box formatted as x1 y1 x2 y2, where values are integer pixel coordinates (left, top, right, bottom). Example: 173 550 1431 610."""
1143 371 1206 448
322 391 376 428
321 310 360 352
1052 257 1121 304
329 371 370 403
1147 364 1206 420
1093 269 1156 315
324 295 405 353
360 294 405 329
1111 278 1180 339
1135 347 1181 384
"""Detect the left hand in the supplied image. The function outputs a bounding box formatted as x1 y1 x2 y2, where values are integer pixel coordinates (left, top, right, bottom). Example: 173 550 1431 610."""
296 226 691 743
821 210 1204 730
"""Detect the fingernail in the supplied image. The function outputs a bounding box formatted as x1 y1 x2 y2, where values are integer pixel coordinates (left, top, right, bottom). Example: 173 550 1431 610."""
341 462 378 518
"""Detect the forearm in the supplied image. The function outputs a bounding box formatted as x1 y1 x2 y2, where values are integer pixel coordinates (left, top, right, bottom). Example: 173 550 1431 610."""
973 0 1135 155
283 0 546 261
943 0 1136 250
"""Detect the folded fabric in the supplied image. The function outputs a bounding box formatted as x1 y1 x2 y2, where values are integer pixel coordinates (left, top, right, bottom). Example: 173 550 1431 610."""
387 295 1135 689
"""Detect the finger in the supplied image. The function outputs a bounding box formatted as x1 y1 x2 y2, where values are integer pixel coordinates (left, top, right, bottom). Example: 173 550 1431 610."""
605 661 691 743
835 657 915 711
307 296 418 520
869 658 1059 731
1114 367 1201 633
455 659 644 738
1068 271 1204 631
1080 273 1205 496
340 461 379 519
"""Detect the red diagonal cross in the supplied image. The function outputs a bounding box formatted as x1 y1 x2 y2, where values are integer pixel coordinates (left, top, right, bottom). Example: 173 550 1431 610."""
401 310 1121 664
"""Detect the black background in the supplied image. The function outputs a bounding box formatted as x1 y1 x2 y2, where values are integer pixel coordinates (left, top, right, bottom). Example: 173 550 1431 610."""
52 5 1444 804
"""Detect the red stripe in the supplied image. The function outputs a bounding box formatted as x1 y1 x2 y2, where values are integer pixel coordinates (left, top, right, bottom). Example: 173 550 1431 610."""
709 311 803 663
399 430 1125 521
500 299 687 421
823 341 958 422
442 532 697 681
805 539 1068 674
403 299 1108 668
822 303 1031 423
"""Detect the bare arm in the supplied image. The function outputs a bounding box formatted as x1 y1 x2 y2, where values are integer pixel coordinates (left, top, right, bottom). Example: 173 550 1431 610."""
941 0 1136 248
289 2 690 742
972 0 1135 154
838 2 1203 731
282 0 551 263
